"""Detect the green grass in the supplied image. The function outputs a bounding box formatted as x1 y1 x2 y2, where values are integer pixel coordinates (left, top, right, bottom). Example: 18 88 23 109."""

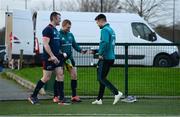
0 99 180 116
12 67 180 96
13 67 43 83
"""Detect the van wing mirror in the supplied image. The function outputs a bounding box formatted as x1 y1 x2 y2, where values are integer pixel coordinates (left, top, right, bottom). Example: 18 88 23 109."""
149 32 157 42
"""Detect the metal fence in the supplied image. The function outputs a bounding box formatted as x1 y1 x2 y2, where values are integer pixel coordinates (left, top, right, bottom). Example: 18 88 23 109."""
45 43 180 98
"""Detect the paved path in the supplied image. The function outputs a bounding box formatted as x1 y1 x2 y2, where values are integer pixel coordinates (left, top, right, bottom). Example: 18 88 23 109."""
0 75 51 100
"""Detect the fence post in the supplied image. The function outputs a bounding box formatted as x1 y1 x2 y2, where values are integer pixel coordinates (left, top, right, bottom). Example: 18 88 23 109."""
18 49 23 70
124 43 128 97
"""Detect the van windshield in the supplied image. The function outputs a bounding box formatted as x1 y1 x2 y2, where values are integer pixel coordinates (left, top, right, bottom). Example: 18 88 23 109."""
131 23 152 41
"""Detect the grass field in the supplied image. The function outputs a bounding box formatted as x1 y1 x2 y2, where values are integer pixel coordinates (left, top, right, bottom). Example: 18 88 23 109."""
1 67 180 116
12 67 180 96
0 99 180 116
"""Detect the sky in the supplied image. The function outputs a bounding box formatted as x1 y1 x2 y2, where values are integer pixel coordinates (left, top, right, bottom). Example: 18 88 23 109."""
0 0 180 28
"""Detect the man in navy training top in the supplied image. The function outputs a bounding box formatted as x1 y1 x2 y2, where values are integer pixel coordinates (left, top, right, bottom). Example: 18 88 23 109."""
28 12 67 104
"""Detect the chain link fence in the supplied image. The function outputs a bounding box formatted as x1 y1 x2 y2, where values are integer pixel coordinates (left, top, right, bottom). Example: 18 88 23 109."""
45 43 180 98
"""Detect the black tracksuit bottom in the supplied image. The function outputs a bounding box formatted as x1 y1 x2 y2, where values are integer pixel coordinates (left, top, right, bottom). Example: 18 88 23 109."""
97 59 119 100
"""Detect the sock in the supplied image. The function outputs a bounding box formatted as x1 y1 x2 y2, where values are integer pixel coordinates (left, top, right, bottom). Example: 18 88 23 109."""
32 80 45 97
54 80 58 97
57 81 64 100
114 90 119 95
71 80 77 97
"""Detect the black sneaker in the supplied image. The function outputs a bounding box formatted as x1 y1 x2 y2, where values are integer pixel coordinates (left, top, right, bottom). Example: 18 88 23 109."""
58 98 71 105
28 96 39 104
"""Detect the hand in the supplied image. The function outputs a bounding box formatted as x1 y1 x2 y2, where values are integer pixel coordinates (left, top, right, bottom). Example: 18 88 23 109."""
99 55 103 60
81 49 87 54
63 53 67 58
48 55 59 65
87 50 95 54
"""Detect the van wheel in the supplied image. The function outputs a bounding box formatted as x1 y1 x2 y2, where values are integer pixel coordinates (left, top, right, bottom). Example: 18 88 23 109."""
154 55 172 67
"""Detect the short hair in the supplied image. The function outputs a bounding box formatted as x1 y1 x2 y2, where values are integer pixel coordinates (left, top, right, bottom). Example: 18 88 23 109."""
62 19 71 26
95 14 107 21
50 12 60 21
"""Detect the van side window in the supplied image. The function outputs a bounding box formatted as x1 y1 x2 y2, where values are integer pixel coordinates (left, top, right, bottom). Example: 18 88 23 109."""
131 23 152 41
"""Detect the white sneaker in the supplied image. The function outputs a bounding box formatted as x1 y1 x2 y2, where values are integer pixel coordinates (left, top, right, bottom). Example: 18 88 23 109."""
113 91 123 105
92 99 102 105
121 96 137 103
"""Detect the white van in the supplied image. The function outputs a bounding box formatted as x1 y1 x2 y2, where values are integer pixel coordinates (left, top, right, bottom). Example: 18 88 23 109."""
5 10 35 61
6 10 179 67
35 11 179 67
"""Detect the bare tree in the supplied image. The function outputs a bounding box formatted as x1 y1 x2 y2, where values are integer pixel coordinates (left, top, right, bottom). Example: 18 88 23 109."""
30 0 120 12
102 0 120 12
30 1 52 11
56 0 79 11
78 0 99 12
78 0 120 12
30 0 79 11
118 0 171 22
